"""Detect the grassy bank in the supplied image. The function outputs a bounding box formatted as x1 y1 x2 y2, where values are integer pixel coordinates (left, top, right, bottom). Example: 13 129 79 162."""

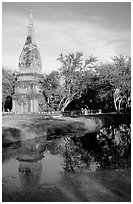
2 113 131 145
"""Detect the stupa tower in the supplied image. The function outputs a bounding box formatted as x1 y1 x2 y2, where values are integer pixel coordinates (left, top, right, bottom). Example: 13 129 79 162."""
19 10 42 73
12 10 44 114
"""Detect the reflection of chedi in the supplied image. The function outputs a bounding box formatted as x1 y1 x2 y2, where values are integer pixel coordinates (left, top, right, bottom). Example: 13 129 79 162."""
17 138 46 190
12 10 44 114
18 160 42 191
17 138 46 161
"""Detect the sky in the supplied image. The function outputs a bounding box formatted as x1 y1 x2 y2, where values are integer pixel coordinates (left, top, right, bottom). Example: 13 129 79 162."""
2 2 131 74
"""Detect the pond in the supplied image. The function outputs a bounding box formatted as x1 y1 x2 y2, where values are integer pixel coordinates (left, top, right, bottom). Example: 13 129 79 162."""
2 123 131 202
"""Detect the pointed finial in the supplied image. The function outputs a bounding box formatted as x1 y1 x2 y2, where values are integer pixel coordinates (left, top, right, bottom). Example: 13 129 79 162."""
30 9 32 20
27 9 34 36
29 9 33 25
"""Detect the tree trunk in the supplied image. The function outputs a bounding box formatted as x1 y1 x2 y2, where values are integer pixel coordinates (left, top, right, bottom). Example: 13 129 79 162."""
58 91 80 112
61 97 72 112
2 103 5 112
58 96 66 110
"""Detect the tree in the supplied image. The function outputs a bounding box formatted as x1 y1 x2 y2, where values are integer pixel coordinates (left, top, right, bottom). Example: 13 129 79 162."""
38 52 131 113
57 52 98 111
96 54 131 112
2 67 15 111
40 71 61 111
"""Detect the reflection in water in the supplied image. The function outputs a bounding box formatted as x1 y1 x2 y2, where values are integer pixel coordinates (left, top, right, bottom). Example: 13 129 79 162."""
47 137 99 172
45 123 131 172
18 160 42 191
16 137 46 191
64 138 99 172
2 123 131 197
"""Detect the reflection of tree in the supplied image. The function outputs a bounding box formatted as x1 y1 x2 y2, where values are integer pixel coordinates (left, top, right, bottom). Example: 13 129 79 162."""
46 138 68 155
2 142 21 163
46 137 98 172
46 123 131 172
63 138 99 172
96 124 131 168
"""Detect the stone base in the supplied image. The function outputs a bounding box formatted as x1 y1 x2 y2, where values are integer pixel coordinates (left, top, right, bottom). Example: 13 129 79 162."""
12 94 44 114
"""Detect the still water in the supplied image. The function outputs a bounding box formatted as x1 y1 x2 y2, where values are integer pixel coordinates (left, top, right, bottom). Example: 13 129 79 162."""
2 126 131 202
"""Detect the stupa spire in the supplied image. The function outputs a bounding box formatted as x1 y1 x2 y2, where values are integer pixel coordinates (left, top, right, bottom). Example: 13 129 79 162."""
30 9 32 19
18 10 42 72
27 9 34 36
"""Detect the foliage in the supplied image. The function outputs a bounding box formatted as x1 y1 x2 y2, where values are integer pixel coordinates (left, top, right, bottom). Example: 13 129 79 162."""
57 52 98 111
39 52 131 113
96 54 131 112
2 67 15 111
40 71 61 111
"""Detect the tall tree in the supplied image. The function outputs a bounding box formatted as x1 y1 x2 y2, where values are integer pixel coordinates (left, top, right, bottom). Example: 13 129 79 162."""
96 54 131 112
57 52 98 111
